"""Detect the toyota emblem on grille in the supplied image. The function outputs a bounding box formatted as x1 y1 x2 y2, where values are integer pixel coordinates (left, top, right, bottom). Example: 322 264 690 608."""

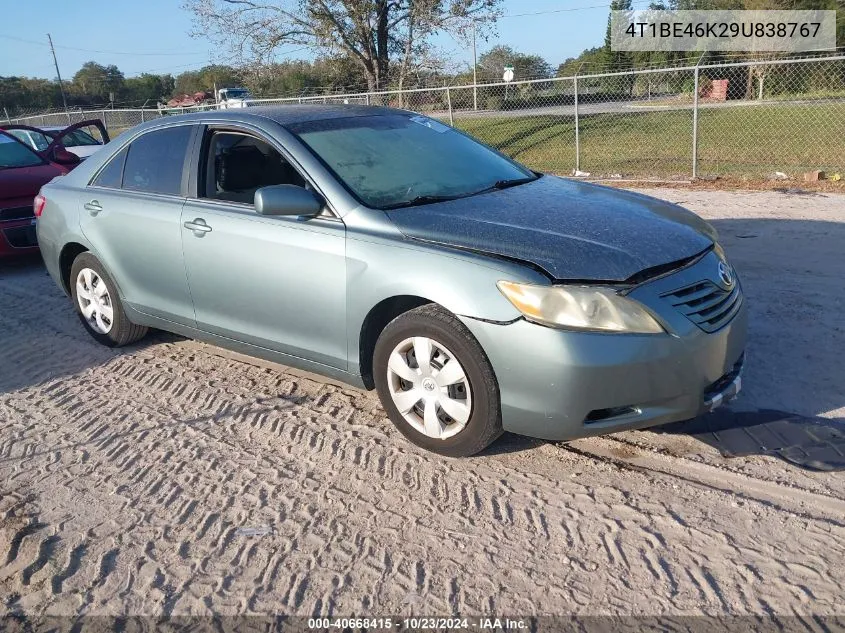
718 261 734 287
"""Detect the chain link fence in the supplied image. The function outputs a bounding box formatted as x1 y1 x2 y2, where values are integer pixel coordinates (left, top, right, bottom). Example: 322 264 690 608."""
7 54 844 181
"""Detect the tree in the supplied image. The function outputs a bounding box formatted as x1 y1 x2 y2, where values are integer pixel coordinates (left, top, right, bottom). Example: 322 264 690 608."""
173 64 242 95
123 74 175 105
72 62 125 101
600 0 636 94
556 47 604 77
0 76 65 114
602 0 634 71
477 45 552 81
184 0 503 91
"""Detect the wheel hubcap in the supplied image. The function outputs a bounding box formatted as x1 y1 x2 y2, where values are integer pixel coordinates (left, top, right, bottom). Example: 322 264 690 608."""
76 268 113 334
386 336 473 440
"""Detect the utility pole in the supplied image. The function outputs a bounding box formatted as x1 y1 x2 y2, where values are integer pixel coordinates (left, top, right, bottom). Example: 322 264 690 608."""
471 20 478 111
47 33 69 114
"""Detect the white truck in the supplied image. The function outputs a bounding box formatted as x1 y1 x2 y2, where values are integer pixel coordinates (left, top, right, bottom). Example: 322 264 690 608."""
216 87 253 109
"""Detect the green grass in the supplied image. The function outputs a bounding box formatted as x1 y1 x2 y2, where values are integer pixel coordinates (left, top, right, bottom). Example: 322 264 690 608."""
455 102 845 178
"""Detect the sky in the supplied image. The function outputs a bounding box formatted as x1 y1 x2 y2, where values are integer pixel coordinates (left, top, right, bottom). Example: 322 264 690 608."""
0 0 650 81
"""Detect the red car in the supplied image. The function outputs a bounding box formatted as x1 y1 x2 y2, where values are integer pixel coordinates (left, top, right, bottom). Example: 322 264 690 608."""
0 120 108 258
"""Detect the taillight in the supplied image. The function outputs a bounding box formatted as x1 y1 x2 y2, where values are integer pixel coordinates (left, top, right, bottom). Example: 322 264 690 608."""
34 194 46 218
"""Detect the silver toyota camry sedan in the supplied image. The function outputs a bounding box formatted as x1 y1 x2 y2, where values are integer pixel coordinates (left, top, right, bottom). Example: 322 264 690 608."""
36 105 746 457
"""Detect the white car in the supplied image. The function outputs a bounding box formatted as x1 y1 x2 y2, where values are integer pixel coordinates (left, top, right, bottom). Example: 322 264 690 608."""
8 124 104 160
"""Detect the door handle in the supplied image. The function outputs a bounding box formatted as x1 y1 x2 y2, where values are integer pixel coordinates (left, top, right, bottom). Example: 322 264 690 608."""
184 218 212 236
84 200 102 216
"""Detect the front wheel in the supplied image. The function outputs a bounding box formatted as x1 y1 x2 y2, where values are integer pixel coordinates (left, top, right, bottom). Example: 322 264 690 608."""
373 304 502 457
70 252 148 347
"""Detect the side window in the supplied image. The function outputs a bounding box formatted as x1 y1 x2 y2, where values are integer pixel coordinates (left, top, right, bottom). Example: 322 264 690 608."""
201 130 306 205
122 125 193 196
30 132 50 151
92 146 128 189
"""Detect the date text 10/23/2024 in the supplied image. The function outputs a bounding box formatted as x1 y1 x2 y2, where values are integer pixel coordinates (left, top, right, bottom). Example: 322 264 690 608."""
307 617 529 630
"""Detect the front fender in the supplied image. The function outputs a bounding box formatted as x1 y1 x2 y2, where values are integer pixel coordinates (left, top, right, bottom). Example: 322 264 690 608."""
345 233 547 373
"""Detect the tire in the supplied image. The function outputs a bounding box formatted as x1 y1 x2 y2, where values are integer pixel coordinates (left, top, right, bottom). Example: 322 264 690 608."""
70 252 148 347
373 304 502 457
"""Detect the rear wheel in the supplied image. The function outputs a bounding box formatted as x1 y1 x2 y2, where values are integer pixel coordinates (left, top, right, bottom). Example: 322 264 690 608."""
70 252 147 347
373 304 502 457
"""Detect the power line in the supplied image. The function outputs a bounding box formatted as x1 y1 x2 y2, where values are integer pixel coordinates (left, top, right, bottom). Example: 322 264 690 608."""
127 45 311 75
0 32 210 56
501 0 652 19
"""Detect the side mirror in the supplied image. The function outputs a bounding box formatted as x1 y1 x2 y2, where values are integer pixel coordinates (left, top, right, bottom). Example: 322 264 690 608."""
51 147 81 166
254 184 323 217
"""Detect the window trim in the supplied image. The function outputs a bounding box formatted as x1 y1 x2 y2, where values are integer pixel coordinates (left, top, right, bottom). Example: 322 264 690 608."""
189 123 339 219
87 122 199 198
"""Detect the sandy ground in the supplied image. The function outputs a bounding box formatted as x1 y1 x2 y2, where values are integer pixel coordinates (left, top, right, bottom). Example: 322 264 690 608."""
0 189 843 618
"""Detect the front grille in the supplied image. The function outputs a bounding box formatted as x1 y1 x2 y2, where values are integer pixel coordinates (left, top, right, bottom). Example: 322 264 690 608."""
2 225 38 248
0 206 34 222
662 279 743 332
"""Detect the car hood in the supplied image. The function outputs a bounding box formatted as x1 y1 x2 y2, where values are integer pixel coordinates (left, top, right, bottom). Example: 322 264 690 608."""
385 176 715 281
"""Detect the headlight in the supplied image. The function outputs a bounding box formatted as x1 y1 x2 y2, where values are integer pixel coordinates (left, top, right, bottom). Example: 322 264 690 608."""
497 281 664 334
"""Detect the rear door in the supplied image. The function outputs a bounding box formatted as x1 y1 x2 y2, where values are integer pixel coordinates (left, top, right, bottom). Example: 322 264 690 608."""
180 125 347 369
80 124 197 326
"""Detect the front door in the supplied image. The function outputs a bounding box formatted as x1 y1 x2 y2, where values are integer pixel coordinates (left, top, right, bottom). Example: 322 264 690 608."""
180 128 347 369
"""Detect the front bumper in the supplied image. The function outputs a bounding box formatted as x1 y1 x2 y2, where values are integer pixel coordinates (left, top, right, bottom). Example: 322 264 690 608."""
459 251 748 441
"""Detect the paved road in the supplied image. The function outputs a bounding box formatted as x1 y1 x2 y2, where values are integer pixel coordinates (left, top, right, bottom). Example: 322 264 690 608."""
1 189 843 618
427 96 845 121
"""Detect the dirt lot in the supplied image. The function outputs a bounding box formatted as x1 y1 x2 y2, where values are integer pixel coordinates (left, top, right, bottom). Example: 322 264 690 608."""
1 189 843 618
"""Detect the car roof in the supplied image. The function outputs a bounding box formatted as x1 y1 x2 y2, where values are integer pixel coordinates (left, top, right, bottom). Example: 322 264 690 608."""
157 104 404 128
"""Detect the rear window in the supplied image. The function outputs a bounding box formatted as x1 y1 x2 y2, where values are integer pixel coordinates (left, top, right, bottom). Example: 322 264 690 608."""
0 133 44 169
121 125 193 196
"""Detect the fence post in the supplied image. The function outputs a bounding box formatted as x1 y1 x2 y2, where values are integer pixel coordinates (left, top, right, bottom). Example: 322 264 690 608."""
574 73 581 173
141 109 145 123
366 93 370 106
691 53 705 179
102 109 108 132
446 87 454 126
3 107 10 124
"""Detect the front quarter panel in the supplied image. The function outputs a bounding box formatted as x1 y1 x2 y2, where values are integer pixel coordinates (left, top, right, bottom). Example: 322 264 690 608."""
344 208 548 375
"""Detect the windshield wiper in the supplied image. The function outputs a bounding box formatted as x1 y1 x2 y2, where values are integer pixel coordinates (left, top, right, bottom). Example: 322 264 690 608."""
382 194 463 210
382 175 539 210
490 176 538 190
465 175 539 198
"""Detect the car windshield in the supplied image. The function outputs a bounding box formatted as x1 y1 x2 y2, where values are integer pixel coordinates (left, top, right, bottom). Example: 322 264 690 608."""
0 133 45 168
288 114 536 209
225 89 249 99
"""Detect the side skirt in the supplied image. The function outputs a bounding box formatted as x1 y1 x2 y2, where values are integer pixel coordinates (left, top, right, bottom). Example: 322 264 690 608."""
123 303 367 390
